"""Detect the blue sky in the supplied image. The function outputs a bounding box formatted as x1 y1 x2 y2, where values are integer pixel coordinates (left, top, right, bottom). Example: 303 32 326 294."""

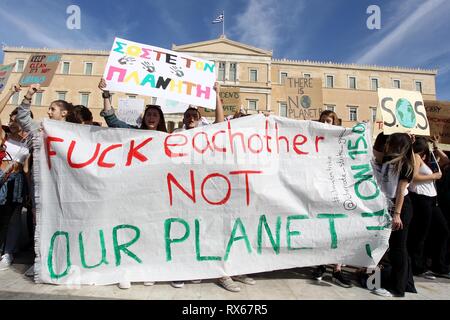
1 0 449 100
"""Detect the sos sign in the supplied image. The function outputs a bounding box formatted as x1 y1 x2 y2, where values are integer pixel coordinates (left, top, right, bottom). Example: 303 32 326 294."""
377 88 430 136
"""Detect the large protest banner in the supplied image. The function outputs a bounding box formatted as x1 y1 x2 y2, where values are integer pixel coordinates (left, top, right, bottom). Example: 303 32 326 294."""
35 116 390 285
103 38 217 109
284 78 323 120
0 63 15 93
376 88 430 136
19 54 61 87
424 100 450 145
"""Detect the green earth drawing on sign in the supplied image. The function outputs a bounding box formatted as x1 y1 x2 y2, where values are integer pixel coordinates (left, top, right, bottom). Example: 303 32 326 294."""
395 98 416 128
300 95 311 109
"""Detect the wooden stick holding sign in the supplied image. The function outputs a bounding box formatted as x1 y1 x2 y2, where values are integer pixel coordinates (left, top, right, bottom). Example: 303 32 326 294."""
376 88 430 136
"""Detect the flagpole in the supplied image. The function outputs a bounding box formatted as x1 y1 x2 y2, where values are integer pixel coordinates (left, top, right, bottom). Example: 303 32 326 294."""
222 10 225 37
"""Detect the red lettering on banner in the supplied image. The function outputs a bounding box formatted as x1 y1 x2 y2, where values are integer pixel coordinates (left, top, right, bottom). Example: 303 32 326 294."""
265 119 272 153
201 173 231 205
98 144 123 168
68 141 101 169
167 170 196 206
164 134 188 158
227 121 246 154
293 135 309 155
126 138 153 166
248 134 263 154
229 170 263 206
315 136 324 153
212 130 226 152
275 123 289 153
46 136 64 170
192 132 213 154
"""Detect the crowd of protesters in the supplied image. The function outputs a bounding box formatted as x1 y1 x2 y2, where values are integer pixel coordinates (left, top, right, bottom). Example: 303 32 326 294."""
0 80 449 297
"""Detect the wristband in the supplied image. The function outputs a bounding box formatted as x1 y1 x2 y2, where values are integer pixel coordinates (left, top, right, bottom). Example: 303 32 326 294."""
102 91 111 99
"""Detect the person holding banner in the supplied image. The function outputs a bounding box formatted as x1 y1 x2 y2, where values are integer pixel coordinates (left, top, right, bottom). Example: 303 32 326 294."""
0 84 30 271
98 78 167 132
376 133 417 297
408 137 450 279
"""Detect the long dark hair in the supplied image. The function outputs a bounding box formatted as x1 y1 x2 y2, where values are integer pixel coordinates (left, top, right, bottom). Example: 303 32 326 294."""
384 133 415 177
140 105 167 132
413 136 431 162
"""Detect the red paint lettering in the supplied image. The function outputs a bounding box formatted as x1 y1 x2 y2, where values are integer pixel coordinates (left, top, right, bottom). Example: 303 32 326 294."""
229 171 263 206
67 141 101 169
293 134 308 155
315 136 324 153
212 130 226 152
201 173 231 205
167 170 196 206
46 136 64 170
126 138 153 166
98 144 122 168
192 132 213 154
164 134 188 158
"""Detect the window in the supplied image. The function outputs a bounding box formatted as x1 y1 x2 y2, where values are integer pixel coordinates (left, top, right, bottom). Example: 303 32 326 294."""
371 107 377 122
280 72 288 84
279 102 287 117
393 79 401 89
126 95 137 99
325 104 335 112
415 81 423 93
84 62 93 75
229 63 237 81
250 69 258 82
80 93 90 107
11 92 19 105
16 59 25 72
62 62 70 75
349 106 358 121
57 91 66 101
348 76 357 89
34 92 43 106
248 100 257 110
303 73 311 78
326 75 334 88
371 78 379 91
218 62 225 81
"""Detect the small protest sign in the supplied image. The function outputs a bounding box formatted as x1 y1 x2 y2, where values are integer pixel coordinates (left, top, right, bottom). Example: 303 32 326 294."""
284 77 323 120
0 63 15 93
376 88 429 136
425 100 450 144
103 38 217 108
200 87 240 117
19 54 61 87
117 98 145 127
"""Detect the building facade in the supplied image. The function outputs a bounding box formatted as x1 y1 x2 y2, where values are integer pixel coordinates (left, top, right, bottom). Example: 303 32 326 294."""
1 36 437 130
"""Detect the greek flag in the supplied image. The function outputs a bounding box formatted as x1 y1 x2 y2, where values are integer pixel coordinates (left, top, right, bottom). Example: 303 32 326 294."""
212 13 224 24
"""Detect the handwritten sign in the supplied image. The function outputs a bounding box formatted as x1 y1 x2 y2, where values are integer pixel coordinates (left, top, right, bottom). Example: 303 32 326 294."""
19 54 61 87
103 38 217 109
425 100 450 144
376 88 429 136
0 63 15 93
117 98 145 127
284 78 323 120
200 87 241 117
35 116 390 285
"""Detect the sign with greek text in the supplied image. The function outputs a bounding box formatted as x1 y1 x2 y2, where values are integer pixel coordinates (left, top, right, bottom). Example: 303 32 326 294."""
103 38 217 109
117 98 145 127
35 116 390 285
284 78 323 120
376 88 429 136
424 100 450 145
19 54 61 87
0 63 15 93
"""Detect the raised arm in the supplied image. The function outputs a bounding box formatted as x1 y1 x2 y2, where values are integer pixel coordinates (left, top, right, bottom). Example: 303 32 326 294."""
0 84 21 132
15 84 40 134
213 82 224 123
98 78 133 128
430 135 450 168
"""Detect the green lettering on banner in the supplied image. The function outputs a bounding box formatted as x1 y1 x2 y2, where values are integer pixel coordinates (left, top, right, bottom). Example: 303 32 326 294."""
112 225 142 266
366 244 373 258
317 214 348 249
286 215 311 250
351 164 380 200
362 209 390 230
164 218 190 261
257 215 281 254
195 219 221 261
79 230 109 269
224 218 252 261
48 231 71 279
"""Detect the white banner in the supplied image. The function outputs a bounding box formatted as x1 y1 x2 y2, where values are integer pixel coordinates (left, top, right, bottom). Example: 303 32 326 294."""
117 98 145 127
103 37 217 109
35 115 390 285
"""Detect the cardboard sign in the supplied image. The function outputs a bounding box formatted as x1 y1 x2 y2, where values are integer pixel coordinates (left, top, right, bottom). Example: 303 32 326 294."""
0 63 15 93
424 100 450 144
200 87 241 117
284 78 324 120
117 98 145 127
35 117 389 285
155 97 190 114
19 54 61 87
103 38 217 109
376 88 429 136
